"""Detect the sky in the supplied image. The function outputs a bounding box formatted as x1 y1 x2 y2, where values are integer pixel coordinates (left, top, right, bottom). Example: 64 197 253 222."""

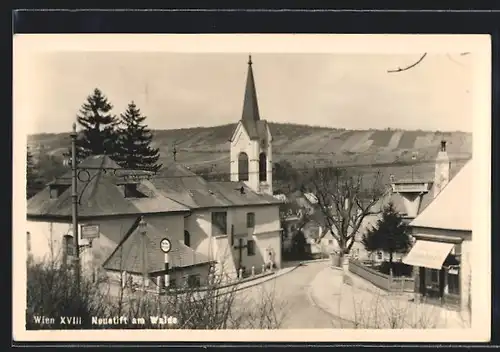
24 52 473 134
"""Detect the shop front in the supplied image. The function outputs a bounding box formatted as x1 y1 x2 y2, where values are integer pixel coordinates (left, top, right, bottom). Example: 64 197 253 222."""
403 238 462 309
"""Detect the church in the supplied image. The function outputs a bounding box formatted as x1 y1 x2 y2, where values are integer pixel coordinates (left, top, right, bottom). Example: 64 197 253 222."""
26 55 283 290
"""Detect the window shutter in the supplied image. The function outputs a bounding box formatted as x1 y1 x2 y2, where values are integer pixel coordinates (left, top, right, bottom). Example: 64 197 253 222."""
231 225 234 246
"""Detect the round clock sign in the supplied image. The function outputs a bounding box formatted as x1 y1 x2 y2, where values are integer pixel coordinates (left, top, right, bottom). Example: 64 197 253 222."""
160 238 172 253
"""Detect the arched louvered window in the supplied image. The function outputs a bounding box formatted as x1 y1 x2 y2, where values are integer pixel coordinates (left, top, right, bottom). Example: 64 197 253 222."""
259 152 267 182
238 152 249 181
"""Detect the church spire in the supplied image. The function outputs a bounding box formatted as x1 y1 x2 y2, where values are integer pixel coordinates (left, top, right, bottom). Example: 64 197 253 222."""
242 54 260 124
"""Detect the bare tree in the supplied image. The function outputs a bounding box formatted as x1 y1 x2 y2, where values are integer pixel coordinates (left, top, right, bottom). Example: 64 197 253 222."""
388 52 471 73
388 53 428 73
308 167 386 268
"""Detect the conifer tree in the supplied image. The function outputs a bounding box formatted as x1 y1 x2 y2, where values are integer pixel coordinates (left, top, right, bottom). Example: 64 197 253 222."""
114 101 162 172
75 88 118 161
361 202 412 267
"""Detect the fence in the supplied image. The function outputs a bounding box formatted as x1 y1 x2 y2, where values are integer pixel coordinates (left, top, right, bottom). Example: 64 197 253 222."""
348 259 415 293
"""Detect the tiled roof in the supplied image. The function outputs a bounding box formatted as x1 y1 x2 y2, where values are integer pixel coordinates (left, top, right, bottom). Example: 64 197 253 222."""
103 220 213 274
388 157 469 216
27 155 190 218
410 160 472 232
151 163 281 209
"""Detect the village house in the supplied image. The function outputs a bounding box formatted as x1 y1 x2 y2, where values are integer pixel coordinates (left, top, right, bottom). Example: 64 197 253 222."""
352 141 468 264
26 56 283 289
403 159 472 314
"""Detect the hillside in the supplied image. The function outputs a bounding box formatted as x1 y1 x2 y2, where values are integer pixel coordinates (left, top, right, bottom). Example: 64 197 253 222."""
28 122 472 184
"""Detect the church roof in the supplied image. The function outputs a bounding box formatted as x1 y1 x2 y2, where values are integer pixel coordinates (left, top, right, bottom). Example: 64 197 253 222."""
240 55 268 141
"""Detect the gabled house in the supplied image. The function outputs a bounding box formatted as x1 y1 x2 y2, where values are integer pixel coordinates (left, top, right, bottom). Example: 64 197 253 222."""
403 160 472 313
26 56 284 289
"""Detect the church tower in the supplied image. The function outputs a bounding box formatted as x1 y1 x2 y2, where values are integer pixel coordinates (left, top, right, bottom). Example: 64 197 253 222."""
229 55 273 195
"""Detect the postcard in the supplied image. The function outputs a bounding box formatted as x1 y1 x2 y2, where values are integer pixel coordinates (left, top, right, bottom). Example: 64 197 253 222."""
13 33 491 343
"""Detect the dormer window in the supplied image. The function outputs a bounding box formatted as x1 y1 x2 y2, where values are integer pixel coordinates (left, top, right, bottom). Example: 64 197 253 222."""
124 184 138 198
49 185 70 199
121 183 147 198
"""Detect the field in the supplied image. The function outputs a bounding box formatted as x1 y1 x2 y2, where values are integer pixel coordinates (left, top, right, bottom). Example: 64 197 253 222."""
28 122 472 184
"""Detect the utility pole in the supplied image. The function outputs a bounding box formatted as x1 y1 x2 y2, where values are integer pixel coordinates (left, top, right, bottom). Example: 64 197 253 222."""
70 123 81 290
139 217 148 293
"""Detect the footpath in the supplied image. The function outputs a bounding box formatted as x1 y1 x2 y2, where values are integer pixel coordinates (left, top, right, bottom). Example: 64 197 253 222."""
308 266 471 329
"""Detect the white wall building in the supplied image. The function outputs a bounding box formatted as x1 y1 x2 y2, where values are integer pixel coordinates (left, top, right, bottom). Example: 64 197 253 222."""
26 56 283 289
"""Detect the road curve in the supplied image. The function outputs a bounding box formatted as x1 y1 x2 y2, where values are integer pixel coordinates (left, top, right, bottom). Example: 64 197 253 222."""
234 261 349 329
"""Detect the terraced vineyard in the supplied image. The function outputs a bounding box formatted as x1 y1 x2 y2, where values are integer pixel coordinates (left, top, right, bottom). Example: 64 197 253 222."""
28 122 472 183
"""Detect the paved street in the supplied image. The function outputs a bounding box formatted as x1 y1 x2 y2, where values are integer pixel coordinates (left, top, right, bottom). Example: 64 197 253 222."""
233 260 351 329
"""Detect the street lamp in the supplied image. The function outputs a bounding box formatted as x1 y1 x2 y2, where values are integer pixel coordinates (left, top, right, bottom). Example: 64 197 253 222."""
70 123 81 290
139 217 148 291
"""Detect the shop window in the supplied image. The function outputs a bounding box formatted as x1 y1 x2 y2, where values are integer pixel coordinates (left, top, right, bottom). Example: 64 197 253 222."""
430 269 439 285
447 267 460 295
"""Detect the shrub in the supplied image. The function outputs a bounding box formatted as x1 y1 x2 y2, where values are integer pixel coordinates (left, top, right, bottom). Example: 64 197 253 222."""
378 261 413 277
26 258 285 330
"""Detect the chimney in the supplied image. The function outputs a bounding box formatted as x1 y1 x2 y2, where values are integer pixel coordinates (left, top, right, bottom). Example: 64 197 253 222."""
433 140 450 198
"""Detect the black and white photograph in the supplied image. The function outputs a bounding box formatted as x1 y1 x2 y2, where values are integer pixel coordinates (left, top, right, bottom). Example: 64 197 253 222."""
13 34 491 342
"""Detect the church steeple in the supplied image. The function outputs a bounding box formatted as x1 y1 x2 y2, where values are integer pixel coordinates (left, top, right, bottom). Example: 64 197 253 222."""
230 55 273 196
241 54 261 139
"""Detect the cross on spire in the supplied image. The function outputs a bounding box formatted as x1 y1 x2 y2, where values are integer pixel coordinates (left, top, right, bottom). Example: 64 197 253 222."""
248 54 252 65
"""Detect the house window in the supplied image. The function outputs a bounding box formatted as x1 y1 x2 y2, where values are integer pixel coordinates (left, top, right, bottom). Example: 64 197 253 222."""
184 230 191 247
353 248 360 259
259 152 267 182
238 152 249 181
328 239 334 245
211 212 228 236
169 279 176 288
64 234 75 257
376 251 383 261
247 240 256 256
247 212 255 228
187 274 201 288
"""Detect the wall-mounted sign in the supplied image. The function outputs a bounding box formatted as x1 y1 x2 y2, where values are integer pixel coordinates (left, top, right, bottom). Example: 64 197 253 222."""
160 238 172 254
81 224 100 240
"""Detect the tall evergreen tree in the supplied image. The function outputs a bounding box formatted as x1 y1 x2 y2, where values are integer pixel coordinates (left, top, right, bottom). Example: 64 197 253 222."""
361 202 412 267
75 88 118 161
114 101 162 172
